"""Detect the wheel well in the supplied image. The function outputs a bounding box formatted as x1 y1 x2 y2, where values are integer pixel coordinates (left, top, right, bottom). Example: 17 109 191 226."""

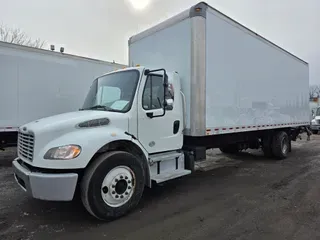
88 140 151 187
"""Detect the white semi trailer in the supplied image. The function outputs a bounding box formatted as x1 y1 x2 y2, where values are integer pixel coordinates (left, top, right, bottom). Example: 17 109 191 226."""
0 41 125 150
12 2 310 221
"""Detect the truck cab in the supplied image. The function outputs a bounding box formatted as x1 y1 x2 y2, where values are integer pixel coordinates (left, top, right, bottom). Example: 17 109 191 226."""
310 106 320 134
13 66 191 220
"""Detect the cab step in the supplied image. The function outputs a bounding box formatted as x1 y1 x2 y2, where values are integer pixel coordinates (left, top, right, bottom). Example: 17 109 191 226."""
152 169 191 183
149 150 191 183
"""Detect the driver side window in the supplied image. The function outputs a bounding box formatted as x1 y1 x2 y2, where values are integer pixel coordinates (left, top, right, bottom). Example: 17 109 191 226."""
142 75 164 110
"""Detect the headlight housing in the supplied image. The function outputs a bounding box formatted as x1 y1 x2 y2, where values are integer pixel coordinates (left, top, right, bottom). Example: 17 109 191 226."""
44 145 81 160
311 119 317 125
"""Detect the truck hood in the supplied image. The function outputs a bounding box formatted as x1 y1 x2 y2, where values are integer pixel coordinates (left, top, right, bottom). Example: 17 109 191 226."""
314 116 320 121
19 110 129 135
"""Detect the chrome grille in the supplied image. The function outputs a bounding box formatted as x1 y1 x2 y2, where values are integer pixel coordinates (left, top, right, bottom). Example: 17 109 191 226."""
18 131 34 161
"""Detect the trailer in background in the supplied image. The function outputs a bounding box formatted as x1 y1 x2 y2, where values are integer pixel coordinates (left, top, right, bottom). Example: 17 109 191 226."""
0 41 125 149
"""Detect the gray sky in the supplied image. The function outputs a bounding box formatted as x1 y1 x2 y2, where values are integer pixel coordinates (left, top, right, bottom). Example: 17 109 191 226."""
1 0 319 84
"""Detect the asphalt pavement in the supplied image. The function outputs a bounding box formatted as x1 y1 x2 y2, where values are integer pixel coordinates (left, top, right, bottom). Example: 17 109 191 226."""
1 135 320 240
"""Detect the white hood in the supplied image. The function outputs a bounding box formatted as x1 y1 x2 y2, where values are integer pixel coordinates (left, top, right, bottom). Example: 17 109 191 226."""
17 110 130 168
20 110 129 135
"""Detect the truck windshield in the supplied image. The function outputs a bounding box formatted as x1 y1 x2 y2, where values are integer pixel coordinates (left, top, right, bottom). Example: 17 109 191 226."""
81 70 140 113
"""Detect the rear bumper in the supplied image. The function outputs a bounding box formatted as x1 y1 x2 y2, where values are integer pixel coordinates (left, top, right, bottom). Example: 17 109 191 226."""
12 158 78 201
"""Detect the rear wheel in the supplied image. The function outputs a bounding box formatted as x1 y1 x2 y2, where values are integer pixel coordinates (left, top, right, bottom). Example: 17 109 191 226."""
272 131 290 160
81 151 145 221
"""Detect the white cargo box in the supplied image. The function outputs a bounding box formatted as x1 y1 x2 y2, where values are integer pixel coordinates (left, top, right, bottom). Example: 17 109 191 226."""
128 2 310 137
0 41 125 132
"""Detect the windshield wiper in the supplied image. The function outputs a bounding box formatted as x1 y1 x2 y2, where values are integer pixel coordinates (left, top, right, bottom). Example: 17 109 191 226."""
80 105 118 112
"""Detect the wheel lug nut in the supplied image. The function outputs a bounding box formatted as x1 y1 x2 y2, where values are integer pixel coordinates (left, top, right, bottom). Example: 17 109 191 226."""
120 195 124 199
120 176 123 179
112 191 115 194
128 186 131 190
115 195 119 198
112 185 115 188
128 180 131 184
125 176 128 180
125 192 128 195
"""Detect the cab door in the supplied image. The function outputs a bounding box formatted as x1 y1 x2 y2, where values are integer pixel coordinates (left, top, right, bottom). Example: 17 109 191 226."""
137 72 183 153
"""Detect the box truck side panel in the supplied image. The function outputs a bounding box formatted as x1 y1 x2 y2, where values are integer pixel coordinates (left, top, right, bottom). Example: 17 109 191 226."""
0 43 122 128
17 57 119 126
17 57 78 125
0 55 19 130
205 8 310 134
129 17 192 129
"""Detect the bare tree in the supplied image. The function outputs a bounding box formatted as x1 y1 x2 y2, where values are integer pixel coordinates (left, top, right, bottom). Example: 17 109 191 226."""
0 24 45 48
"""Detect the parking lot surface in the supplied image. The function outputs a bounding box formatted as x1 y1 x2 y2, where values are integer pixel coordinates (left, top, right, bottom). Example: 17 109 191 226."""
1 135 320 240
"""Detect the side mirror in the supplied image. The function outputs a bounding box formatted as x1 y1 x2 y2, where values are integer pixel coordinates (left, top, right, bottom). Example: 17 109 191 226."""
166 98 173 106
165 98 174 110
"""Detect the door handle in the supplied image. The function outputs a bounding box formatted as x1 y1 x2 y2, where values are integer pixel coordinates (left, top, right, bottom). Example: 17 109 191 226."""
173 120 180 134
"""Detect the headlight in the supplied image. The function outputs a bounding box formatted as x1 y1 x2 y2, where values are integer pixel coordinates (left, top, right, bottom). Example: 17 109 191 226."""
311 120 316 125
44 145 81 160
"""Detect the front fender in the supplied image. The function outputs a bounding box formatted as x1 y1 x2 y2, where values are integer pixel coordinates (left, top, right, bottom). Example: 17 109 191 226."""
34 127 147 169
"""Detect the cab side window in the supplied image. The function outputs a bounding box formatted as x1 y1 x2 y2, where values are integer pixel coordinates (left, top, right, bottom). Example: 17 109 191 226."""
142 75 165 110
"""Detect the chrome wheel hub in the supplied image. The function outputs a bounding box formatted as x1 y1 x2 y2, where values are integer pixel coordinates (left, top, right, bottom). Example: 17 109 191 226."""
101 166 135 207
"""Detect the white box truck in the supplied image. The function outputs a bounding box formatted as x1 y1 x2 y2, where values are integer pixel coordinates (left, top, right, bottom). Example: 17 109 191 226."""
0 41 125 150
12 2 310 221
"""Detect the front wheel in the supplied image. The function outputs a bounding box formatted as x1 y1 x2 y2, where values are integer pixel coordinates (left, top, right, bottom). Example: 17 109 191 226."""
81 151 145 221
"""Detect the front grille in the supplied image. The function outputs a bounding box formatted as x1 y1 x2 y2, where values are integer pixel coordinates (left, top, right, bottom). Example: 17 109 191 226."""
18 132 35 161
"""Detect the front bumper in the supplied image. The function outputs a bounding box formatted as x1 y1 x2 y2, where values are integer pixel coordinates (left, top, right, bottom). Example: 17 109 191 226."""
12 158 78 201
310 124 320 131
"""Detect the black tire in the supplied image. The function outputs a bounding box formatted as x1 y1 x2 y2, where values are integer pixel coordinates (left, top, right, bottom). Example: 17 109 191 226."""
262 136 274 158
272 131 290 160
219 144 239 154
81 151 145 221
312 130 318 134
